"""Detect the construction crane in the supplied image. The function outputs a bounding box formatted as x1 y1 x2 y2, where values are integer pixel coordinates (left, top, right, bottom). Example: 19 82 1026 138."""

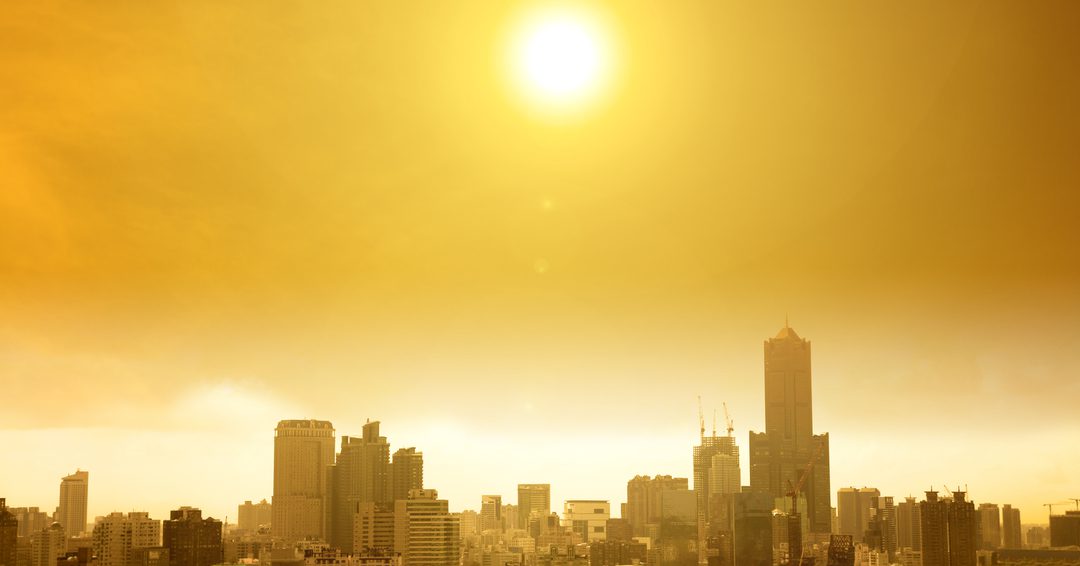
1071 498 1080 511
1045 501 1071 516
723 402 734 437
784 442 826 566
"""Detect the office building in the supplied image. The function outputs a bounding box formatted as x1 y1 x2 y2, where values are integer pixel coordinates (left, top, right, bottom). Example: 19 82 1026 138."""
517 485 551 531
91 512 161 566
354 502 395 556
748 324 832 536
976 504 1000 550
162 508 223 566
479 496 502 533
390 448 423 503
57 471 89 538
625 476 688 536
836 488 880 541
237 500 272 533
920 491 975 566
30 523 66 566
1049 511 1080 547
897 496 922 552
563 501 609 543
826 535 854 566
732 492 772 566
1000 505 1020 549
330 421 391 553
393 490 458 566
273 420 335 543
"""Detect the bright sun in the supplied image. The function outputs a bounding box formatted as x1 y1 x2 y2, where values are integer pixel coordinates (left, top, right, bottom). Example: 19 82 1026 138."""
510 8 612 109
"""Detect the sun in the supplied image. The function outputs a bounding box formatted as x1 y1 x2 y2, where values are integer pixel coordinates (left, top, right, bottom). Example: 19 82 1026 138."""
509 8 613 110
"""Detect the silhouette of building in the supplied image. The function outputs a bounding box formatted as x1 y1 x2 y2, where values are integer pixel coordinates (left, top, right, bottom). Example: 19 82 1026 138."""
0 499 16 566
836 488 880 541
393 490 458 566
748 324 831 537
864 496 896 562
391 448 423 503
732 492 773 566
237 500 271 533
91 512 161 566
57 471 89 538
30 523 66 566
479 496 502 534
1000 505 1020 549
1049 511 1080 548
162 508 222 566
330 421 392 553
272 419 335 543
8 508 48 540
625 476 688 536
517 485 551 533
896 497 922 553
920 490 975 566
563 501 609 543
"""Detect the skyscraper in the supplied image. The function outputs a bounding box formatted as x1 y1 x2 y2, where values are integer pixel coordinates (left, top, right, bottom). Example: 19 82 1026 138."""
91 512 161 566
836 488 881 541
896 496 922 552
1001 505 1021 549
30 523 66 566
946 492 976 566
57 470 89 538
391 447 424 503
329 421 391 553
272 419 335 543
0 499 16 566
479 496 502 533
236 500 271 532
748 324 831 537
517 484 551 531
919 490 975 566
162 508 222 566
976 503 1000 550
393 490 459 566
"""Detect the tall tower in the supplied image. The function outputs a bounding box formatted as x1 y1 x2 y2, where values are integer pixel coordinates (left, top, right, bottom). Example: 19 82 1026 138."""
748 324 831 537
391 447 424 502
517 485 551 530
329 420 391 553
57 470 89 537
272 419 335 543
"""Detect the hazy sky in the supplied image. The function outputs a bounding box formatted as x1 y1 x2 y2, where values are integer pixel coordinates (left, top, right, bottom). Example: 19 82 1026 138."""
2 1 1079 526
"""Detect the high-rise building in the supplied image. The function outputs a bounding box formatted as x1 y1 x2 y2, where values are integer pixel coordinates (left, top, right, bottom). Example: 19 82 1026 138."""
826 535 854 566
1049 511 1080 547
919 491 975 566
57 471 89 538
272 419 335 543
30 523 66 566
353 502 395 556
748 324 831 537
867 496 897 562
896 497 922 552
391 448 423 503
9 508 49 539
330 421 391 553
236 500 271 533
393 490 458 566
162 508 222 566
693 435 739 531
732 492 773 566
1000 505 1021 549
976 504 1000 550
517 485 550 531
625 476 689 536
836 488 881 541
479 496 502 533
563 501 609 543
91 512 161 566
0 499 16 566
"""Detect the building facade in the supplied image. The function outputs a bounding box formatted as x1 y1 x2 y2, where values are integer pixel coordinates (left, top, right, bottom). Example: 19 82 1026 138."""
0 499 16 566
57 471 89 538
517 485 551 532
563 501 609 543
91 512 161 566
330 421 392 553
273 419 335 543
393 490 458 566
162 508 223 566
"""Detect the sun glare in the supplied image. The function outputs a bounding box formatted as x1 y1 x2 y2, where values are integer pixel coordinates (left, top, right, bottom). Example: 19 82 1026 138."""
509 8 612 110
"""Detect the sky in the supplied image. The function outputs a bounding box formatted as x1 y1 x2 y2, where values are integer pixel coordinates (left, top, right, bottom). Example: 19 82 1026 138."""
2 1 1079 527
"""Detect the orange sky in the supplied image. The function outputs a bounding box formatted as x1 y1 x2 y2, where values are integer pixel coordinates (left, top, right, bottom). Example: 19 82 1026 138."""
2 1 1079 525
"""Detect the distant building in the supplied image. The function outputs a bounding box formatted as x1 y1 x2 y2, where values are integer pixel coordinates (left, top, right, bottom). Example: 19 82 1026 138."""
127 547 169 566
1049 510 1080 548
826 534 854 566
330 421 391 553
587 540 646 566
1024 525 1047 549
272 420 335 543
237 500 271 533
162 508 222 566
480 496 502 533
896 497 922 553
354 502 395 557
390 448 423 503
920 490 976 566
393 490 458 566
748 325 832 537
1 499 16 566
8 508 48 540
91 512 161 566
517 485 551 532
57 471 89 538
836 488 880 541
456 511 479 539
1000 505 1020 549
563 501 609 543
733 492 772 566
976 504 1000 550
625 476 689 536
30 523 66 566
